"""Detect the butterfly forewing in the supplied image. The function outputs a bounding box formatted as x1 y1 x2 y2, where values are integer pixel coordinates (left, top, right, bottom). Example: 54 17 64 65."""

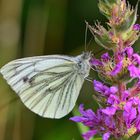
0 55 88 118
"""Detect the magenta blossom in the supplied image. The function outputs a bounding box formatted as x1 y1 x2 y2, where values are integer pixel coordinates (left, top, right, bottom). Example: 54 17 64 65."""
133 24 140 31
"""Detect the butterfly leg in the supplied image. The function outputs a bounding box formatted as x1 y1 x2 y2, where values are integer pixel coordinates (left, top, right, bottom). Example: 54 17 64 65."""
85 77 93 82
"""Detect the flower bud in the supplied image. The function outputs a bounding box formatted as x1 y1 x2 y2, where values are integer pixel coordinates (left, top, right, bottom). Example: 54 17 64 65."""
86 22 117 50
98 0 121 19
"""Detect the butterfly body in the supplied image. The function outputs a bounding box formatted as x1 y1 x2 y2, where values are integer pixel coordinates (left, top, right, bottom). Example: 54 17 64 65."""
0 52 91 118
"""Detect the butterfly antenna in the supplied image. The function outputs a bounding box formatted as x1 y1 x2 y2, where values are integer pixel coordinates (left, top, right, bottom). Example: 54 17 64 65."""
85 21 95 53
85 77 93 83
84 20 88 52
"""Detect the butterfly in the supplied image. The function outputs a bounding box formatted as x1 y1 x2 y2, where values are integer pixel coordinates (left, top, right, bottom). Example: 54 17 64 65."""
0 52 91 119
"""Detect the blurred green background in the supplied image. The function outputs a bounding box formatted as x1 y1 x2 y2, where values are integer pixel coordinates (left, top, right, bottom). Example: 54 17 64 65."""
0 0 139 140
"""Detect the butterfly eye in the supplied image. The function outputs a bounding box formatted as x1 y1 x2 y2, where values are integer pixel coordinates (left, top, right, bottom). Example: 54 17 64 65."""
77 61 82 68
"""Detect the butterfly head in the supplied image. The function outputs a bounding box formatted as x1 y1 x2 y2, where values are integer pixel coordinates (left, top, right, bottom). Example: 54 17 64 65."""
81 51 92 60
75 51 92 78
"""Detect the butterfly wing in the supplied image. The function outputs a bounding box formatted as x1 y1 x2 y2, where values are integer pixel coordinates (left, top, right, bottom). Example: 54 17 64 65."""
0 55 85 118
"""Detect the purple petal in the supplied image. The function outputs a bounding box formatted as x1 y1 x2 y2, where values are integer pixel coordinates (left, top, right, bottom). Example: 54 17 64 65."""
122 90 129 101
124 102 132 112
136 115 140 131
82 130 97 140
101 52 110 62
128 64 140 78
93 80 109 96
109 86 118 94
138 103 140 113
102 107 116 116
104 116 115 128
103 132 111 140
115 51 123 61
79 104 95 118
93 80 103 91
123 102 137 127
110 61 123 76
132 53 140 65
133 24 140 31
107 94 119 105
129 97 140 106
70 105 97 127
70 116 88 122
85 109 96 119
90 58 103 66
79 104 86 116
124 47 133 58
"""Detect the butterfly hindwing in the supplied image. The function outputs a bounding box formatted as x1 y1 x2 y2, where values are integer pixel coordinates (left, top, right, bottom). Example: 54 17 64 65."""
0 55 85 118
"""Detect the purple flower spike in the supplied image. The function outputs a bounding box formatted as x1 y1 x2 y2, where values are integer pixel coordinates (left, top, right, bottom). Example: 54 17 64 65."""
70 2 140 139
110 61 123 76
101 52 110 62
103 132 111 140
133 24 140 31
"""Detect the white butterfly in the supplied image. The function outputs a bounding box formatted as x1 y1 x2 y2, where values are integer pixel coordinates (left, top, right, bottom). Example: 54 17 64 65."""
0 52 91 119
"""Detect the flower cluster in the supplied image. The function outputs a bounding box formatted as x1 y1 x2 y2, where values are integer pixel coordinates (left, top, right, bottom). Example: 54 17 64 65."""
71 78 140 139
90 46 140 84
70 0 140 139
